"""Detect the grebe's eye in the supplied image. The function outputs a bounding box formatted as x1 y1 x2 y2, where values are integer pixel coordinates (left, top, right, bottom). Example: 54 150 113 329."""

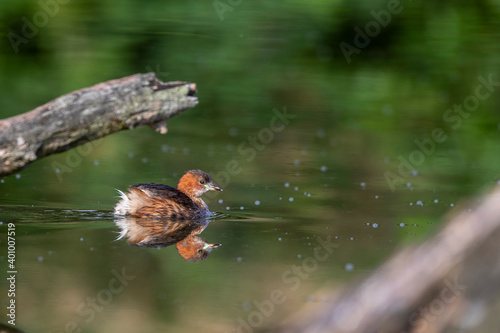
200 179 205 185
197 249 203 254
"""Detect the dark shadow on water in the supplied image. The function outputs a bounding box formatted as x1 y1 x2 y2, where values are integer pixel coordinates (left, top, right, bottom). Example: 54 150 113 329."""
0 205 239 223
0 205 115 223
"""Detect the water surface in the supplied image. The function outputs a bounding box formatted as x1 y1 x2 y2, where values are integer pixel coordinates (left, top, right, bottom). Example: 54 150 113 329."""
1 1 500 331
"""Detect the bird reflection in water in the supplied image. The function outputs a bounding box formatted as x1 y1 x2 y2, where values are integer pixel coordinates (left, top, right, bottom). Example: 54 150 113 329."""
114 217 220 262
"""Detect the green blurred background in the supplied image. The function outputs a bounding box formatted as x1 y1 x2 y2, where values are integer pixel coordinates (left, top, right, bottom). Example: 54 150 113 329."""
1 0 500 332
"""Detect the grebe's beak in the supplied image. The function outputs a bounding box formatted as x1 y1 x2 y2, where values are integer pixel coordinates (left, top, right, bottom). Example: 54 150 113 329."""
206 183 223 191
204 243 221 249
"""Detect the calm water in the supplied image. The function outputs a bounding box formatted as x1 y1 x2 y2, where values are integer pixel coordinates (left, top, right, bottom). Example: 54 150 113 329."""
2 1 500 332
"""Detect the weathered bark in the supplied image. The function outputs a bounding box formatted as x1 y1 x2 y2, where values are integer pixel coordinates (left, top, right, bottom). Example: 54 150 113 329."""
0 73 198 177
275 186 500 333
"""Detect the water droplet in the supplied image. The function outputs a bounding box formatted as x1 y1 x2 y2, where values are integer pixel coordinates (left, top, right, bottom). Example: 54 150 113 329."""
229 128 238 137
316 128 326 138
434 199 439 203
416 200 423 206
90 247 94 251
320 165 327 172
128 152 134 158
79 237 84 241
382 104 393 115
226 206 230 210
278 237 282 242
412 170 418 176
360 182 366 188
55 168 60 174
372 223 378 228
218 199 223 204
254 200 261 206
289 197 294 202
15 174 21 179
345 263 354 271
236 257 242 262
400 223 405 227
297 254 302 259
141 157 148 163
37 256 44 263
450 203 454 207
294 160 300 166
375 195 379 199
161 145 168 152
350 237 354 240
294 186 299 191
240 206 244 210
93 160 99 166
284 182 290 188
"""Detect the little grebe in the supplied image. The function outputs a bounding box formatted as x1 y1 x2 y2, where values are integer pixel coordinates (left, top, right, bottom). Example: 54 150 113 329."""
114 170 222 219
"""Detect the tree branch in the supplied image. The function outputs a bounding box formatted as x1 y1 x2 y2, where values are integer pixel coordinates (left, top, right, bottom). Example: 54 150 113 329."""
0 73 198 176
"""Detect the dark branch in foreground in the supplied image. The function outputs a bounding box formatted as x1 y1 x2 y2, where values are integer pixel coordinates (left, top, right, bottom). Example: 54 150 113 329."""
275 186 500 333
0 73 197 177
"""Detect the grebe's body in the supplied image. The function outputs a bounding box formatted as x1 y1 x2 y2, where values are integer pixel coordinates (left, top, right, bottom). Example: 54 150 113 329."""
114 170 222 219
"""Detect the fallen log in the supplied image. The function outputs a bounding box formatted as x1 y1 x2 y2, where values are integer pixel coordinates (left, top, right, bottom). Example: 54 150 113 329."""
275 186 500 333
0 73 198 177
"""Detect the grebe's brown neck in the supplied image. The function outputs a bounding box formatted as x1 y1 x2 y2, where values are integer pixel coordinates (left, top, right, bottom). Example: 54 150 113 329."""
177 174 202 198
176 170 221 214
177 174 209 212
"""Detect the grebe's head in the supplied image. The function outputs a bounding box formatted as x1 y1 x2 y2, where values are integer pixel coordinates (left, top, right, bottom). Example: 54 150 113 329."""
177 169 222 198
176 235 221 262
